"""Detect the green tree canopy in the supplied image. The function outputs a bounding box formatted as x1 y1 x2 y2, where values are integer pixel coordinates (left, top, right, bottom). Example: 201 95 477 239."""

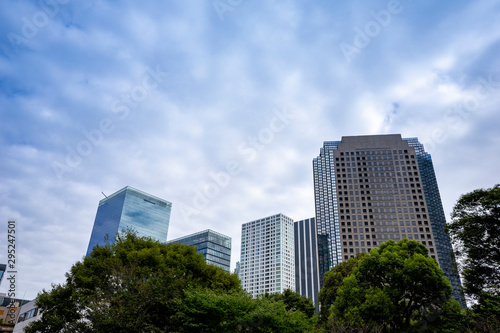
263 289 317 319
25 232 241 333
179 288 317 332
318 252 367 322
323 239 461 333
25 232 317 333
447 184 500 304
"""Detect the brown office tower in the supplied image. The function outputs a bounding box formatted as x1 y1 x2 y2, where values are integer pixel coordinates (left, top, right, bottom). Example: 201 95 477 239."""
313 134 465 307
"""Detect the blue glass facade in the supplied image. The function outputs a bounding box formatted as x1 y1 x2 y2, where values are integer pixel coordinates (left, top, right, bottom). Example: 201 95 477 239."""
313 141 342 287
404 138 466 307
86 186 172 256
168 229 231 271
316 234 330 287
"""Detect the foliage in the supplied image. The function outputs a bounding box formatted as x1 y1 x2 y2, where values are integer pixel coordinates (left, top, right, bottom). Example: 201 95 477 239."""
179 287 317 332
320 320 383 333
457 304 500 333
460 316 500 333
322 239 461 333
475 287 500 316
447 184 500 304
318 253 367 323
454 288 500 333
24 232 317 332
263 289 317 319
24 232 241 333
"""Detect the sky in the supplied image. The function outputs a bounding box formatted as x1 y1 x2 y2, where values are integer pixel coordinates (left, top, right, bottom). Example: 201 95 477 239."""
0 0 499 300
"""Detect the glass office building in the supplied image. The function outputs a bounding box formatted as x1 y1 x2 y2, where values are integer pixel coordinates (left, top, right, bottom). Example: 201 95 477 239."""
167 230 231 271
313 134 465 307
313 141 342 286
86 186 172 256
294 218 320 311
404 137 465 307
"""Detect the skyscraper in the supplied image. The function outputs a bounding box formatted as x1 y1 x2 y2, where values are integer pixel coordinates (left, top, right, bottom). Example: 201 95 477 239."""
294 218 320 311
86 186 172 256
167 229 232 272
240 214 295 298
234 261 241 277
313 134 465 307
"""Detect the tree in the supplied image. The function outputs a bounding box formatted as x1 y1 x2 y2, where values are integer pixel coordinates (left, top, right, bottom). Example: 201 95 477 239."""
25 232 241 333
324 239 461 333
318 252 367 323
263 289 317 319
179 288 317 332
447 184 500 304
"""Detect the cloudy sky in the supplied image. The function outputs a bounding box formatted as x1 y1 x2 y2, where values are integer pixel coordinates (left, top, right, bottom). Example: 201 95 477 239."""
0 0 499 299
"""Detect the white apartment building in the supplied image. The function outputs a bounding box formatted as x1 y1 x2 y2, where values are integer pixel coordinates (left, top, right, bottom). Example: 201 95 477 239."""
240 214 295 297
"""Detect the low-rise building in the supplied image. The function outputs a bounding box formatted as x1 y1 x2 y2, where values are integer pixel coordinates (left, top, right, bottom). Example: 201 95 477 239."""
13 300 40 333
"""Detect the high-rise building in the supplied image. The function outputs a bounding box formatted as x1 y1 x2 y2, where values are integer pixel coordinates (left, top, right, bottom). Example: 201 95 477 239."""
294 218 320 311
234 261 241 277
240 214 295 298
313 134 465 307
86 186 172 256
167 229 232 272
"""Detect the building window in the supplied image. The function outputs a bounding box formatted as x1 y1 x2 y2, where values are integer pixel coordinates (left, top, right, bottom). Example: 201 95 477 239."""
17 308 39 322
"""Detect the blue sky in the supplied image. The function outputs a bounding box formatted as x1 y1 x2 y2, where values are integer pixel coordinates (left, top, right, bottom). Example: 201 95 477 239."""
1 0 499 299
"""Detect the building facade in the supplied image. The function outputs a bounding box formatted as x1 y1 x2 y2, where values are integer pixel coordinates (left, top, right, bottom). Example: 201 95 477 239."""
167 229 232 272
0 297 30 330
234 261 240 277
294 217 320 311
240 214 295 297
86 186 172 256
313 134 465 306
13 300 41 333
313 141 342 285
